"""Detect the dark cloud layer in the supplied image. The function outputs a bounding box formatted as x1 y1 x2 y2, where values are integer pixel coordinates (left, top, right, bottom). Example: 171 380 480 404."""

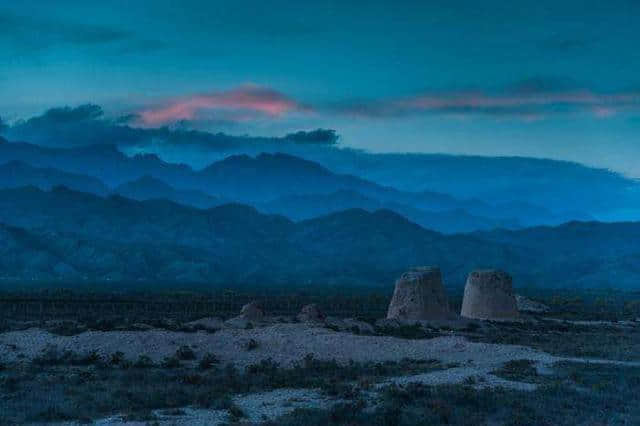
284 129 339 145
0 105 340 154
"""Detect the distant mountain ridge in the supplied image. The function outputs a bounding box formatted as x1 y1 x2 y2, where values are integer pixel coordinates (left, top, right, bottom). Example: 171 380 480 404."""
0 137 592 230
0 160 109 195
259 190 516 233
3 107 640 223
0 185 638 288
114 175 223 209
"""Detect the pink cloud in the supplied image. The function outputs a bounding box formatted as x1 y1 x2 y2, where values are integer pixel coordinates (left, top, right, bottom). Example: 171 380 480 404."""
338 89 640 121
139 85 307 126
136 83 640 126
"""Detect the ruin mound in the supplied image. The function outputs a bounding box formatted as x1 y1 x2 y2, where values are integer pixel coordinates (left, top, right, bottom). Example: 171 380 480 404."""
386 266 451 320
460 270 519 320
297 304 325 322
515 295 549 314
240 301 265 321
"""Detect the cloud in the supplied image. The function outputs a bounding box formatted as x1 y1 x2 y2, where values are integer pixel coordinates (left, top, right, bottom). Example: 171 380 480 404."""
138 86 310 126
284 129 339 145
2 104 134 147
1 103 340 154
331 79 640 121
37 104 105 122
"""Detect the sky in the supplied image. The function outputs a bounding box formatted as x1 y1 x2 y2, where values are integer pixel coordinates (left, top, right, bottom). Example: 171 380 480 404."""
1 0 640 177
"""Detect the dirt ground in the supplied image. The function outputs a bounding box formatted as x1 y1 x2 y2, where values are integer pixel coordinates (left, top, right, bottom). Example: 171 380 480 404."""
3 318 639 425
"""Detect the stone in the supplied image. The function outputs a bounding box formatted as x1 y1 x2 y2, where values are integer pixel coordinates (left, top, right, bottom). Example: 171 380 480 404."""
386 266 451 320
515 295 550 313
297 304 325 322
461 270 519 320
240 301 264 321
225 301 265 328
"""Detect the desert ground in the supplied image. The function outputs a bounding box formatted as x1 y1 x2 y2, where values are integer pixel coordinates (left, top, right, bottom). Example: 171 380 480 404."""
1 293 639 425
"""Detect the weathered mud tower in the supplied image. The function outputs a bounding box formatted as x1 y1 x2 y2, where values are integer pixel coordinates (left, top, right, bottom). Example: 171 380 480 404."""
460 270 519 320
386 267 452 320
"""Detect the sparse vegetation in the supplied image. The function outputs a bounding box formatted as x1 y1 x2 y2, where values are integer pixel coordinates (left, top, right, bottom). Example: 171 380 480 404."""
272 362 640 425
246 338 259 351
468 319 640 361
134 355 154 368
176 345 196 360
491 359 541 383
0 287 638 424
161 356 181 369
0 354 447 424
199 352 219 370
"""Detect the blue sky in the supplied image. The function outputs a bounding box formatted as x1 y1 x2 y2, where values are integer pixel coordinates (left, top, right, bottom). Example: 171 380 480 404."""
1 0 640 176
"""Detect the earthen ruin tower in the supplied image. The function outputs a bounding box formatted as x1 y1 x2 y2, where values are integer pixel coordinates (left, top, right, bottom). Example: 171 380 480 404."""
386 267 451 320
460 270 519 320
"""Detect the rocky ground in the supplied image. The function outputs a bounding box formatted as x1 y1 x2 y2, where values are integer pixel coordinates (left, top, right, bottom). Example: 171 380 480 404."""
1 314 639 425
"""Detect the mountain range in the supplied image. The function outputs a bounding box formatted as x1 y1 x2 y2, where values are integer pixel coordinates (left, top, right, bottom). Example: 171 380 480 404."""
0 185 638 289
1 131 639 290
0 137 604 232
114 175 223 209
0 160 109 195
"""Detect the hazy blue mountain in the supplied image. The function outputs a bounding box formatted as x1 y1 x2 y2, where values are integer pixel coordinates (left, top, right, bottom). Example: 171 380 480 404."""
475 221 640 260
0 188 519 285
0 137 193 187
0 222 220 282
196 152 464 208
0 223 73 281
114 175 223 209
260 148 640 218
0 186 638 288
0 136 625 227
0 138 499 220
0 160 109 195
4 106 640 224
259 190 515 233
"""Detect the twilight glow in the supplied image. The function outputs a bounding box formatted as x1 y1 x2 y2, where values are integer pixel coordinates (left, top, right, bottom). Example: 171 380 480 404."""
139 86 307 126
1 0 639 176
